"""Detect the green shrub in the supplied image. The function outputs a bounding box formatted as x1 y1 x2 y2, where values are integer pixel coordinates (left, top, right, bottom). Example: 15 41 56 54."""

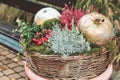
48 24 91 57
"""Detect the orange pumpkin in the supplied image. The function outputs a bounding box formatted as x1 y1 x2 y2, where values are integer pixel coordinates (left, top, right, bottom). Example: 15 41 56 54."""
77 12 114 45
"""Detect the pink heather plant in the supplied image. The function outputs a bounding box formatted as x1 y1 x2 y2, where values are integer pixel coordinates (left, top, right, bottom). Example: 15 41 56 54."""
59 4 89 30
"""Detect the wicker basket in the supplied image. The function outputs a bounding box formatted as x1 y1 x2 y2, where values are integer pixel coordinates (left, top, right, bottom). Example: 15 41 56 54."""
27 50 112 80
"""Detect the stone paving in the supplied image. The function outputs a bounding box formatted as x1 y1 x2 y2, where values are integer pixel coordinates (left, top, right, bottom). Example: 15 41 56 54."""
0 44 27 80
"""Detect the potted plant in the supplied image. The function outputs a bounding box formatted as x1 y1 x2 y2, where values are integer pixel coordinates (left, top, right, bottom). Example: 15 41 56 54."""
16 5 117 80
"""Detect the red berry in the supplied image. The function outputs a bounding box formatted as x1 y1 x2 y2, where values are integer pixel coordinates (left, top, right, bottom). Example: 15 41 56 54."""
36 32 41 35
37 41 42 45
32 38 37 41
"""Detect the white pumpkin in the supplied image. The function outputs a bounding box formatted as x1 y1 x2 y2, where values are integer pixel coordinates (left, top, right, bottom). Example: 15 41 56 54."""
34 7 61 25
77 12 114 45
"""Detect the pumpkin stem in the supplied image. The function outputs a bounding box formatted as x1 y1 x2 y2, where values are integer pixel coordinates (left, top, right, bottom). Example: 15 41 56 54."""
94 18 105 24
94 18 101 24
43 10 47 13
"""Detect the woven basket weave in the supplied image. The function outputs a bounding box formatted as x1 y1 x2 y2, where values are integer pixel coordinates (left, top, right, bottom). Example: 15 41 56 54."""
27 50 112 80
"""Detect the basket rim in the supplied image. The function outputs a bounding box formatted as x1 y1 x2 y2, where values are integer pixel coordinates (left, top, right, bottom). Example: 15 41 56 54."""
27 50 109 61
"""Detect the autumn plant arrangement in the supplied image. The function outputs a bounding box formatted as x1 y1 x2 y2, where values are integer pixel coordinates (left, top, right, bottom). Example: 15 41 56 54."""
16 5 116 80
17 5 92 56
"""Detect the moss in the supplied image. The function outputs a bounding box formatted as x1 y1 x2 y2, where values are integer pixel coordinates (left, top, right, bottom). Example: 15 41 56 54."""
26 43 53 55
69 48 100 56
83 48 101 54
42 18 61 30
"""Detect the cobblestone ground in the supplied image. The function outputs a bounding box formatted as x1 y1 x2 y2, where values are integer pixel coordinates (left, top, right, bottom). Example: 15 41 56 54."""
0 44 120 80
0 44 27 80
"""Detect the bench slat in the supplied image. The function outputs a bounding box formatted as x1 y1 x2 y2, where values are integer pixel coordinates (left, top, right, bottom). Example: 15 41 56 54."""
0 0 48 14
37 0 76 7
0 0 76 14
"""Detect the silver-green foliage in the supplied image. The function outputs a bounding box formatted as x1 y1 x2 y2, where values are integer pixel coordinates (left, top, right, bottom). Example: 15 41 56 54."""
48 24 91 57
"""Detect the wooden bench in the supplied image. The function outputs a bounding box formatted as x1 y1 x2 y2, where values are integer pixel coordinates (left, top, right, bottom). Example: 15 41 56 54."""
0 23 21 52
0 0 76 52
0 0 76 13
